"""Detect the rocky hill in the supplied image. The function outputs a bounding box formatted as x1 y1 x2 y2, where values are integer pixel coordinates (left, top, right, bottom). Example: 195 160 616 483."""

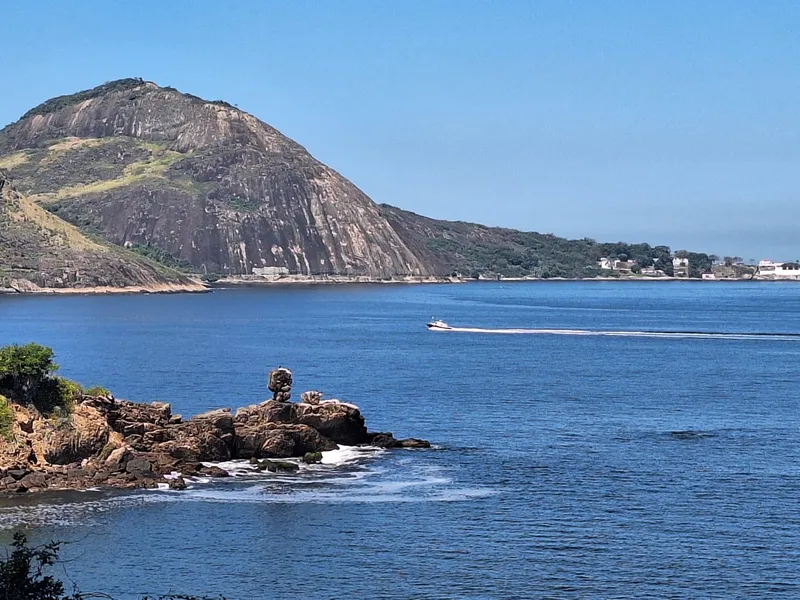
0 79 428 279
0 169 203 292
0 78 708 283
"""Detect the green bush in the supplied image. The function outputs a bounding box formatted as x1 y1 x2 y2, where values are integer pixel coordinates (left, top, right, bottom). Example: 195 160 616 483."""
85 386 112 398
0 343 59 402
0 395 14 441
54 377 82 409
30 376 82 416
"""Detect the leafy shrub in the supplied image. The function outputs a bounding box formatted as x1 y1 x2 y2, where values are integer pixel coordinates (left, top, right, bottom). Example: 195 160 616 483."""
0 343 59 402
0 395 14 441
0 532 67 600
24 376 82 417
54 377 82 409
129 244 194 272
84 386 112 398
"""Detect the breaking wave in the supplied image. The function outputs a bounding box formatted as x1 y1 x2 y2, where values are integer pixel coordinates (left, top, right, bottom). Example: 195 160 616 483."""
0 446 494 529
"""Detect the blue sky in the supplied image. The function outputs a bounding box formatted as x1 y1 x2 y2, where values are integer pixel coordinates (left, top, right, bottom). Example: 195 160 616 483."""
2 0 798 259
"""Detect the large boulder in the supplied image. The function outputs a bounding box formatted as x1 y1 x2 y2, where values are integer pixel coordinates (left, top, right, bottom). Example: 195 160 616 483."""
268 368 293 402
234 423 337 459
143 409 234 462
234 400 368 446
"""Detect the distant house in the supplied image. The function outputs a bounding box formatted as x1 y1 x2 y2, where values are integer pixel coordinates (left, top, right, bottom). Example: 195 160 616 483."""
673 257 689 277
613 260 637 274
758 260 800 279
252 266 290 279
641 265 665 277
597 257 614 270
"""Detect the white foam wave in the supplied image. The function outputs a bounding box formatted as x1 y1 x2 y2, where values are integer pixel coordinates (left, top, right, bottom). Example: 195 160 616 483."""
433 326 800 341
321 445 383 465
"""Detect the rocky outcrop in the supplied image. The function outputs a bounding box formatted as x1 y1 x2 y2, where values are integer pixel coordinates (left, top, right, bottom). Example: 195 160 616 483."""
0 367 429 495
268 368 293 402
0 170 204 292
0 79 430 279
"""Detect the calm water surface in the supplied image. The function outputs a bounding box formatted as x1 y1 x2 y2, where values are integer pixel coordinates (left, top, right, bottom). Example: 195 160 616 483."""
1 282 799 599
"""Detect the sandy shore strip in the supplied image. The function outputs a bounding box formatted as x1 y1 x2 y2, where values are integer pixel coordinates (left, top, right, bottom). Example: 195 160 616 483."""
0 281 209 295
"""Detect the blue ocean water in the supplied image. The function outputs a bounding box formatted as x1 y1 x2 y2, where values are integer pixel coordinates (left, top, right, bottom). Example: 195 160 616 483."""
1 281 799 599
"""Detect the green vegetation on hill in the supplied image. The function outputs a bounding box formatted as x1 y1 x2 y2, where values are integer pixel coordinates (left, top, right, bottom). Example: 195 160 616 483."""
128 243 195 272
1 78 716 281
380 204 712 279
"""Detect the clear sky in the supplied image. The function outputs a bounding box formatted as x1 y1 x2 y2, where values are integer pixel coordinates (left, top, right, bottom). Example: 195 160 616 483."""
2 1 798 260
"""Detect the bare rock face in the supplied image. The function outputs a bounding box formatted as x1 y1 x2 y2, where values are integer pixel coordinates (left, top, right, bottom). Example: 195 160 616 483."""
0 79 430 279
234 423 337 459
34 403 110 465
235 399 369 446
0 170 200 291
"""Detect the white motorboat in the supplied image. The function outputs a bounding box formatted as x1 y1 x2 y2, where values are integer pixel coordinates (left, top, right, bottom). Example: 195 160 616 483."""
427 319 452 330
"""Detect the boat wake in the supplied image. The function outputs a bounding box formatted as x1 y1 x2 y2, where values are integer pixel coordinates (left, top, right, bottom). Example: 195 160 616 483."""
430 326 800 341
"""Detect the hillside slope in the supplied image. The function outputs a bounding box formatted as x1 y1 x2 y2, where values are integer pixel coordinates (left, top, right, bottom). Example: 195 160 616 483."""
0 79 710 281
0 170 202 292
0 79 428 278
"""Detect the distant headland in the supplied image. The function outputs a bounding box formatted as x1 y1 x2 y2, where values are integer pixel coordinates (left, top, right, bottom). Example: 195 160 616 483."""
0 79 785 295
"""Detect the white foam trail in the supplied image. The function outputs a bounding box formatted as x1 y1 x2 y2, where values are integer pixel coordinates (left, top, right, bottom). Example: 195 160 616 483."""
431 326 800 341
321 445 383 465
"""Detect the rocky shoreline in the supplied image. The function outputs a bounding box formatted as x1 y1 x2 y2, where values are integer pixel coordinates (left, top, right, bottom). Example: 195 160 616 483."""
1 275 780 296
0 281 208 295
0 368 429 495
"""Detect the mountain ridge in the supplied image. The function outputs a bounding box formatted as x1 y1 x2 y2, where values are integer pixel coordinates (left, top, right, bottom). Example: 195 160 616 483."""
0 79 710 287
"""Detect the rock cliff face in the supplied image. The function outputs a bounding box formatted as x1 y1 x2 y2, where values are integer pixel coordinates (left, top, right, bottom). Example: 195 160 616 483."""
0 79 429 278
0 169 202 292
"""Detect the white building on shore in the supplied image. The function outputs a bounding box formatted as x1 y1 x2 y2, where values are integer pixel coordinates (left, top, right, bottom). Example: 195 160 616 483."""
757 260 800 279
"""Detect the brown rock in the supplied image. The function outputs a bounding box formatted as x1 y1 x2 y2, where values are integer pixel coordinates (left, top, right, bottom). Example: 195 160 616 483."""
168 476 187 490
125 456 153 474
7 469 29 480
34 404 110 465
234 423 336 459
236 400 367 445
104 447 130 471
18 472 48 491
300 391 322 405
268 368 293 402
198 465 229 478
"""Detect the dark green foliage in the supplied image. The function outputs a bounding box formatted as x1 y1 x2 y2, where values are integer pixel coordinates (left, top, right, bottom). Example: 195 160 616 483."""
20 79 146 120
381 204 718 279
84 386 111 398
0 533 70 600
223 194 261 212
0 532 226 599
129 244 195 272
0 344 82 414
0 343 59 402
0 395 14 440
302 451 323 464
685 252 712 278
